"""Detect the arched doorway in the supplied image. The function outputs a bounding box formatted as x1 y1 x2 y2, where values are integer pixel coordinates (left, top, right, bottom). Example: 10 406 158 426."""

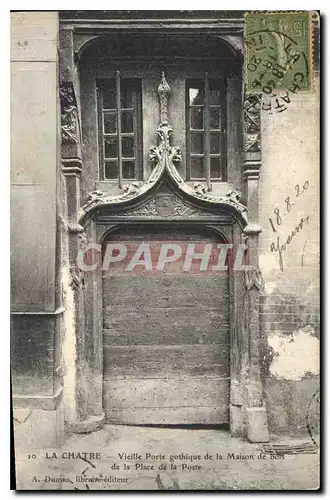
101 225 231 425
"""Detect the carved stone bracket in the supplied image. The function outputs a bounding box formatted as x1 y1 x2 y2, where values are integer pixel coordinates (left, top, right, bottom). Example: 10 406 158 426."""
60 82 79 144
243 93 262 221
243 223 262 236
69 264 84 291
245 266 264 292
68 226 87 290
77 228 88 249
244 94 261 153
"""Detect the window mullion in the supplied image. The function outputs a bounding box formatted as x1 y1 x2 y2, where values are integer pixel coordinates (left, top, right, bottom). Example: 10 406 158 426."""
222 79 228 181
132 89 139 180
204 72 211 191
116 70 123 188
97 87 105 180
186 88 191 181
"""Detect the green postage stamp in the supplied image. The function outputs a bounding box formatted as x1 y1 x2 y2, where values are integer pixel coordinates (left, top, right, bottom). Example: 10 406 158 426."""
245 11 313 93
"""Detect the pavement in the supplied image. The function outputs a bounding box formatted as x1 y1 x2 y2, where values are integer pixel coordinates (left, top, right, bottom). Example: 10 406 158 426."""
14 424 320 491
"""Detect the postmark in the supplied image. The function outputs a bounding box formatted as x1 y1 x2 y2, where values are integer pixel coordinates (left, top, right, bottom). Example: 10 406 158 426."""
245 12 312 96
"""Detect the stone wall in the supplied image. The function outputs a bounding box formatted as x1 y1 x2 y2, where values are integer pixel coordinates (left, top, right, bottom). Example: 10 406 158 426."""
258 79 320 436
11 12 65 449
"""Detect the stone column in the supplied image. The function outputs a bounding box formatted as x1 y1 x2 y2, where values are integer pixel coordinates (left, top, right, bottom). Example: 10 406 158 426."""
242 94 269 442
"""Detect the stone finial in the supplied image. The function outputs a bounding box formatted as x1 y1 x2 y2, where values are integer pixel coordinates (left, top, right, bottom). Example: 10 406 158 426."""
157 71 170 124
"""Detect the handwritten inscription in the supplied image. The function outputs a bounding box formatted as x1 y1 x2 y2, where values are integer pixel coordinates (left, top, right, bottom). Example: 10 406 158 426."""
268 181 309 233
269 181 310 271
270 216 309 272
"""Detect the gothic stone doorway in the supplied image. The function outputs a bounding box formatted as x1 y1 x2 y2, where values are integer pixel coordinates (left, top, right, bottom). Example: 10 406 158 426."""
102 225 230 425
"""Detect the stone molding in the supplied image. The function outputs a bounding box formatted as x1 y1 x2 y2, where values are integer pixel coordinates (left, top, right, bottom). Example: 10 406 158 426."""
13 387 63 411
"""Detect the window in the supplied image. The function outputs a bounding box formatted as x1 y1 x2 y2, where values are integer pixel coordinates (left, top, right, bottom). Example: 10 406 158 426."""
97 73 142 185
81 36 242 193
186 76 227 182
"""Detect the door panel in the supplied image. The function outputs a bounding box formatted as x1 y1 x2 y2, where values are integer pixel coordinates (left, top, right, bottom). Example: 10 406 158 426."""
103 378 229 425
103 345 229 378
102 227 230 425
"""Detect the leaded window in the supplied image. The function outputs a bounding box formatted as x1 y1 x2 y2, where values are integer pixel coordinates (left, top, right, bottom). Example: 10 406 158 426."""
186 76 227 183
97 73 142 185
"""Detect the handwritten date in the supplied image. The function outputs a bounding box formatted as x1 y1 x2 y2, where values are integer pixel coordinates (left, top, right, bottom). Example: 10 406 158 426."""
269 181 309 233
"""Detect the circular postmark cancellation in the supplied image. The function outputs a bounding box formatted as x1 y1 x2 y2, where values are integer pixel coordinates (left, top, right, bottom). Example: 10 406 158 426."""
244 12 314 106
306 390 320 448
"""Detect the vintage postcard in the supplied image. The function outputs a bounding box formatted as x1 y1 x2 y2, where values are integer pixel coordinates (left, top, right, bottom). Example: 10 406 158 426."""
11 10 320 491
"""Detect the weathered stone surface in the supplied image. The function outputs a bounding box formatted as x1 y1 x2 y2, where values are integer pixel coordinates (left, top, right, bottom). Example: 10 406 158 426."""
246 406 269 443
230 404 244 437
14 402 65 451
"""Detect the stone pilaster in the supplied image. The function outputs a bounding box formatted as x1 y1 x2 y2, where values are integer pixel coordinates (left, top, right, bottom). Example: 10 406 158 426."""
59 36 105 433
242 93 269 442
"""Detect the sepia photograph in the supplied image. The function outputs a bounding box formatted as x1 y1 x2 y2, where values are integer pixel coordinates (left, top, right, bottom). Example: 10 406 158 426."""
10 8 320 490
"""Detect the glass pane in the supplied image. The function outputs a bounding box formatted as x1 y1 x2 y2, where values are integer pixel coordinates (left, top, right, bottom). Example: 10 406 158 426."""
102 87 116 109
210 157 223 179
103 112 117 133
189 86 203 106
210 134 221 154
104 137 118 158
209 89 221 106
190 108 203 130
123 160 136 179
120 83 133 108
190 133 204 154
122 136 134 157
210 107 221 129
104 161 118 179
190 157 205 179
121 111 133 133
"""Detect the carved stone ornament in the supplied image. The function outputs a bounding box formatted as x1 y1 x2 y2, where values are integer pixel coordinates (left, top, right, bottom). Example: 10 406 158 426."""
77 229 88 249
60 82 79 144
243 223 262 236
69 227 88 290
245 266 264 291
70 263 84 290
115 194 216 218
244 94 261 153
80 71 248 226
123 198 159 217
166 162 248 222
149 71 182 168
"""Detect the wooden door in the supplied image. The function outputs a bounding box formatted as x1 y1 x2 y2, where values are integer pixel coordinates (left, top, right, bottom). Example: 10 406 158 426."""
102 226 230 425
